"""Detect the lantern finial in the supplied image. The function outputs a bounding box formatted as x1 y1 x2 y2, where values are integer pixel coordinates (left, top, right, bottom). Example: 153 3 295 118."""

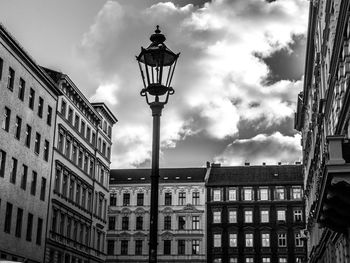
155 25 161 34
150 25 166 44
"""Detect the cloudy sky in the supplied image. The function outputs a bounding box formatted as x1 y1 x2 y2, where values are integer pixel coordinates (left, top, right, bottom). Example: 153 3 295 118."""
1 0 308 168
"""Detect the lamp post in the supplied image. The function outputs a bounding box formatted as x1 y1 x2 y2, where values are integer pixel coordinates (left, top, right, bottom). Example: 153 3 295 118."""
136 26 179 263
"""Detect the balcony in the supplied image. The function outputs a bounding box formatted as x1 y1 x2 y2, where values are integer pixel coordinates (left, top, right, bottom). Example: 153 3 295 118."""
316 135 350 232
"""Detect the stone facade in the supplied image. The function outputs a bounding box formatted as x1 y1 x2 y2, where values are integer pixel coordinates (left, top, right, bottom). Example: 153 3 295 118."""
107 168 207 262
295 0 350 262
0 24 61 262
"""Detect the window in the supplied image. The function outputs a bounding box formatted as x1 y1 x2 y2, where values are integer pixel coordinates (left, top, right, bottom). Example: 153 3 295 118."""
244 210 253 223
192 216 199 230
229 210 237 223
178 216 186 230
178 240 185 255
122 216 129 230
34 132 41 154
10 157 18 184
108 125 112 137
135 240 143 255
40 177 46 201
44 140 49 161
25 125 31 147
74 114 79 129
78 150 83 168
246 258 254 263
277 209 286 221
100 167 104 184
82 188 86 208
296 257 303 263
92 132 96 146
123 193 130 206
75 184 81 205
72 144 77 163
137 193 144 206
213 234 221 247
262 258 270 263
275 187 285 200
61 100 66 116
29 88 35 109
110 193 117 206
98 138 101 151
80 120 85 137
243 188 253 201
4 202 13 233
18 78 25 100
51 210 58 232
229 233 237 247
15 116 22 139
84 155 88 172
36 218 43 245
121 240 128 255
179 192 186 205
108 216 115 230
62 174 68 197
69 179 74 200
228 188 237 201
230 258 238 263
294 210 302 222
165 192 172 205
192 191 200 205
295 233 304 247
107 240 114 255
7 67 15 91
213 189 221 201
136 216 143 230
15 208 23 237
38 97 43 118
278 233 287 247
102 142 106 156
164 215 171 230
2 107 11 132
192 240 200 255
47 106 52 126
214 259 222 263
245 233 253 247
259 188 269 200
20 164 28 190
213 211 221 223
26 213 33 241
0 150 6 177
261 233 270 247
30 171 37 196
0 57 3 80
67 107 73 124
292 186 302 199
164 240 171 255
261 209 269 223
279 258 287 263
89 160 94 176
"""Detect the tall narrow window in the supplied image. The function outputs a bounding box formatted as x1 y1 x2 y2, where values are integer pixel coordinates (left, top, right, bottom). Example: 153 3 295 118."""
30 171 37 196
228 188 237 201
261 210 269 223
34 132 41 154
123 193 130 206
121 240 128 255
229 233 237 247
44 140 49 161
107 240 115 255
18 78 25 101
137 193 144 206
38 97 43 118
213 234 221 247
47 106 52 126
0 150 6 177
135 240 143 255
192 240 200 254
15 116 22 139
29 88 35 110
74 115 79 129
261 233 270 247
61 100 66 117
75 184 81 205
229 210 237 223
292 186 302 199
213 211 221 223
164 215 171 230
275 187 285 200
40 177 46 201
192 191 200 205
15 208 23 237
178 192 186 205
136 216 143 230
192 216 200 230
295 233 304 247
10 157 17 184
81 121 85 137
86 126 91 142
7 67 15 91
164 240 171 255
277 209 286 221
244 210 253 223
2 107 11 132
108 216 116 230
165 192 172 205
243 188 253 201
26 213 33 241
4 202 13 233
110 193 117 206
65 137 71 158
62 174 68 197
259 188 269 200
245 233 253 247
213 189 221 201
178 240 185 255
294 209 302 222
122 216 129 230
68 108 73 123
0 57 3 80
20 164 28 190
178 216 186 230
25 125 31 147
36 218 43 245
278 233 287 247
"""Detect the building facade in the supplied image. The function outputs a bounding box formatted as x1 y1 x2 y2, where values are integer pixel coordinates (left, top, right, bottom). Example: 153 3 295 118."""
206 164 306 263
0 24 61 262
107 168 207 262
42 69 118 263
295 0 350 262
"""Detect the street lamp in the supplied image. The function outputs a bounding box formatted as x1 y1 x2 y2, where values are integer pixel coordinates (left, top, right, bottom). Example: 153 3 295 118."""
136 26 179 263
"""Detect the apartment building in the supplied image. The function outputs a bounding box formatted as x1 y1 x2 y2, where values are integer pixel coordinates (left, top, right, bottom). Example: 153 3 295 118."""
0 24 61 262
42 69 117 263
206 164 306 263
107 168 207 262
294 0 350 262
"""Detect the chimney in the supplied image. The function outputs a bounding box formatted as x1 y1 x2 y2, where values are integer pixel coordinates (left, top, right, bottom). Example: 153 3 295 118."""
295 161 301 165
278 162 282 165
206 161 210 168
245 162 250 166
262 162 266 166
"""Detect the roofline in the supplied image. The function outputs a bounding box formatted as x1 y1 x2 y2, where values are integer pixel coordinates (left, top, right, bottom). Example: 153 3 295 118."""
91 102 118 124
0 23 62 97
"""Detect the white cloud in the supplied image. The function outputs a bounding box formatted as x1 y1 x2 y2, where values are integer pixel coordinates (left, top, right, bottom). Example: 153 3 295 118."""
77 0 308 167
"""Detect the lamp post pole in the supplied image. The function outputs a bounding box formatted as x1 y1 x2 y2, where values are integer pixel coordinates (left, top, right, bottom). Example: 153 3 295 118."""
136 26 179 263
149 101 164 263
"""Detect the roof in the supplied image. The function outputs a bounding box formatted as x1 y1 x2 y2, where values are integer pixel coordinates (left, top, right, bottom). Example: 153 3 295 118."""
110 168 207 184
91 102 118 124
0 23 62 97
207 165 303 186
